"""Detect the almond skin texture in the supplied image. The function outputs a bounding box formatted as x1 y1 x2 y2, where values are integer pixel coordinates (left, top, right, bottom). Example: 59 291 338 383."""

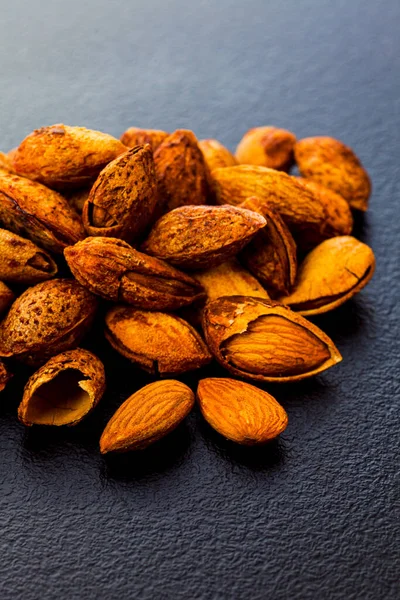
198 139 238 172
0 279 98 366
0 228 57 284
12 124 126 190
235 126 296 171
65 237 205 310
0 359 11 392
193 259 270 301
0 281 14 315
120 127 169 151
0 172 85 253
197 378 288 445
202 296 342 382
18 349 106 426
100 380 194 453
294 136 371 211
105 305 212 375
281 236 375 315
239 197 297 297
82 145 158 243
141 205 266 270
212 165 351 249
153 129 211 213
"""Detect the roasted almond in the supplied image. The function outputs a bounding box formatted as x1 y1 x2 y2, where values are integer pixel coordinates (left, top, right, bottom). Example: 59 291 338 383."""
12 124 126 190
100 380 194 453
0 228 57 284
0 281 14 315
294 136 371 211
18 348 106 426
202 296 342 382
105 305 212 375
0 359 11 392
0 171 85 253
193 259 270 301
198 139 238 172
235 126 296 171
197 378 288 444
120 127 169 151
239 197 297 297
296 178 353 236
0 279 98 365
281 236 375 315
141 204 266 270
65 237 205 310
82 145 158 243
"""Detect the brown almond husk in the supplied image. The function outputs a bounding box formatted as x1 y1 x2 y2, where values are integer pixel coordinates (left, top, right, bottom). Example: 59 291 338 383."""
0 279 98 366
120 127 169 151
0 171 85 253
18 348 105 426
281 236 375 315
0 281 14 315
0 228 57 284
235 126 296 171
83 145 158 243
202 295 342 382
105 305 212 375
12 124 126 190
198 139 238 172
0 359 11 392
65 236 205 310
239 197 297 297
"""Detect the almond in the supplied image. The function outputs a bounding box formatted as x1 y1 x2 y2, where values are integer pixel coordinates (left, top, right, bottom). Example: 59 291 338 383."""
193 259 270 301
235 126 296 171
0 281 14 315
18 349 106 426
0 228 57 284
296 178 353 236
100 380 194 453
198 139 238 171
197 378 288 444
141 204 266 269
120 127 169 151
0 359 11 392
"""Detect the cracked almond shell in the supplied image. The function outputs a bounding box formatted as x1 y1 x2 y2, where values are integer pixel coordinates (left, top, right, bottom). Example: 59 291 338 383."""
82 145 158 243
0 172 85 253
120 127 169 151
0 281 14 315
235 126 296 171
198 139 238 172
0 279 98 365
105 305 212 375
0 228 57 284
18 348 105 426
65 236 205 310
202 296 342 382
12 124 126 190
141 204 266 270
281 236 375 315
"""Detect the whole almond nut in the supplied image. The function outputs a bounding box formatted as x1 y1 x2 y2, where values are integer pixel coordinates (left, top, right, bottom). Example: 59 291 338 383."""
193 259 270 301
212 165 351 248
0 279 98 365
0 228 57 284
239 197 297 297
0 172 85 253
281 236 375 315
105 305 212 375
141 205 266 270
65 237 205 310
100 380 194 453
120 127 169 151
12 124 126 190
202 295 342 382
153 129 211 212
198 139 238 172
0 281 14 315
18 348 106 426
294 136 371 211
64 187 90 214
235 126 296 171
0 358 11 392
82 145 158 243
296 177 353 235
197 378 288 445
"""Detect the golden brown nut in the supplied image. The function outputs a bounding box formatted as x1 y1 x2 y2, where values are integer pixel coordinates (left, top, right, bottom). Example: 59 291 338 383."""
18 349 105 426
193 259 269 301
198 139 238 172
202 296 342 382
82 145 158 243
296 178 353 235
294 136 371 211
0 279 98 365
0 228 57 284
0 151 15 174
12 124 126 190
105 305 212 375
0 281 14 315
141 204 266 270
120 127 169 150
235 126 296 171
281 236 375 315
0 172 85 253
0 359 11 392
65 237 205 310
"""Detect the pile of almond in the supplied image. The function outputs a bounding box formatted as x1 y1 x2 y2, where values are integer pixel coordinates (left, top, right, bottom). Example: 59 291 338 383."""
0 124 375 452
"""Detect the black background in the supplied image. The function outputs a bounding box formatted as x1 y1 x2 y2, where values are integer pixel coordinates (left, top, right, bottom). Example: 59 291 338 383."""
0 1 399 598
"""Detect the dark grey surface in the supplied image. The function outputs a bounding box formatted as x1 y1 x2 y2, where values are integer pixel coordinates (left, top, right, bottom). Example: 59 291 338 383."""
0 0 399 598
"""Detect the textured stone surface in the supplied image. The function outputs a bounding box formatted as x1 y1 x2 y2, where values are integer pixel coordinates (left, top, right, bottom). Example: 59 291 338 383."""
0 0 399 598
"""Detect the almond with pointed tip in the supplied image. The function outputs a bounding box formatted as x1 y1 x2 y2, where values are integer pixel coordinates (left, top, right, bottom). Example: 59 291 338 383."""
235 126 296 171
120 127 169 150
296 177 353 235
199 139 238 172
0 281 14 315
0 228 57 284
